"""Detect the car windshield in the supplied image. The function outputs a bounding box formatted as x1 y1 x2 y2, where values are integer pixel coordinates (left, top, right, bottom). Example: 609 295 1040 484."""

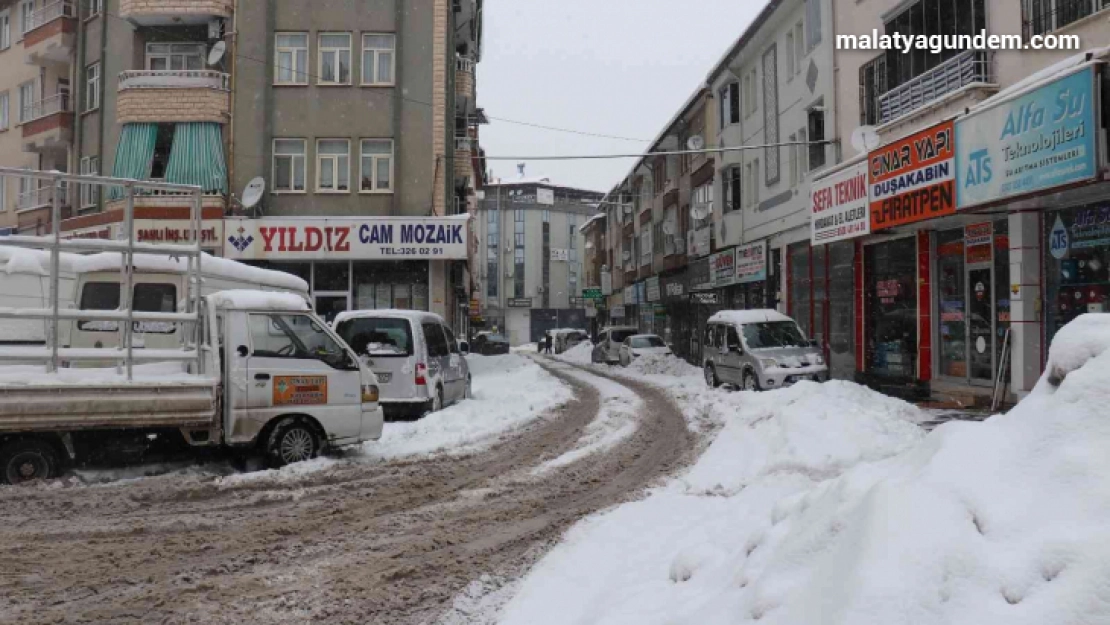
487 334 508 343
610 329 638 343
741 321 808 349
336 317 414 357
630 336 665 348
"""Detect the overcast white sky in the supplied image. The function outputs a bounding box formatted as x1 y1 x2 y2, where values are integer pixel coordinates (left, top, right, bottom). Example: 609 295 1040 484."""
477 0 768 194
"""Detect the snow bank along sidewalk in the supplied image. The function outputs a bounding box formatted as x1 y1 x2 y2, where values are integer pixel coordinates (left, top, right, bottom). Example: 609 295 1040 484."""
502 314 1110 625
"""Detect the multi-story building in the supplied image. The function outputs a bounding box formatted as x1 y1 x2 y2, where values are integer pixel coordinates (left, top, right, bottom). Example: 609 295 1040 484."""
0 0 483 332
476 172 603 345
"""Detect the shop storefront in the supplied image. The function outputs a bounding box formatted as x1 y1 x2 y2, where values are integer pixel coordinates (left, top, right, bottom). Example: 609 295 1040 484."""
687 256 716 365
659 269 693 361
222 216 469 327
862 235 921 389
1044 204 1110 344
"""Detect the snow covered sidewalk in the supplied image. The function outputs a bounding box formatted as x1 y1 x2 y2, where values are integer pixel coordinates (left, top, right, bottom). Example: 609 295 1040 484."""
501 315 1110 625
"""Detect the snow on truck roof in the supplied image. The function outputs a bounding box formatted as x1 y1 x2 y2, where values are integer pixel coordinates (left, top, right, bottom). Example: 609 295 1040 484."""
708 309 793 325
332 309 447 326
208 290 310 311
0 248 308 293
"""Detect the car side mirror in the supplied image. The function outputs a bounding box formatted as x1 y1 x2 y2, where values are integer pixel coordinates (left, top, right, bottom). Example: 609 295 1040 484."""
459 341 470 355
236 345 249 357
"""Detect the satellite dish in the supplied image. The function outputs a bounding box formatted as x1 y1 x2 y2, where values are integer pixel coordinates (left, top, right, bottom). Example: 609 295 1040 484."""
851 126 881 152
208 41 227 66
691 203 709 220
662 221 675 235
241 177 265 209
687 135 705 151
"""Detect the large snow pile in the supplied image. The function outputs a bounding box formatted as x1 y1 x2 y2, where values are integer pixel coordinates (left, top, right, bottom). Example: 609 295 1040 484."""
556 340 594 365
501 314 1110 625
361 353 572 460
624 352 699 377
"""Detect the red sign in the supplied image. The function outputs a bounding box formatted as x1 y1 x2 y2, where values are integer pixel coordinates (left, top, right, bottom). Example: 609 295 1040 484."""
964 222 993 264
869 121 956 231
137 226 220 244
259 226 352 253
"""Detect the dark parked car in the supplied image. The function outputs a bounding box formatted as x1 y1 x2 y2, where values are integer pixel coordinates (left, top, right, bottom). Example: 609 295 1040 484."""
472 332 511 355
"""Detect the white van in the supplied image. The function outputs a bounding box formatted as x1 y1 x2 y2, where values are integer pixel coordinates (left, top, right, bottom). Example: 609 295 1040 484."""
0 248 79 346
334 310 471 419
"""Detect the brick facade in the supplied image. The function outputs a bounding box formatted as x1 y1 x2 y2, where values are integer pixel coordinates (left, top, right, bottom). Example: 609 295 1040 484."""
117 88 229 124
432 0 449 216
456 68 475 100
118 0 232 20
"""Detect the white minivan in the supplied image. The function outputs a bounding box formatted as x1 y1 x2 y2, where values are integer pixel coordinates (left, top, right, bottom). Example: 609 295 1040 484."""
334 310 471 419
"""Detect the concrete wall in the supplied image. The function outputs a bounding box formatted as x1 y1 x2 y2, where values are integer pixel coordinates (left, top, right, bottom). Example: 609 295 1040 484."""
231 0 442 218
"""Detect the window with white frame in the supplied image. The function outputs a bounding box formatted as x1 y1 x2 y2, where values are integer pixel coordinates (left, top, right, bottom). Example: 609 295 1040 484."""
318 33 352 85
785 30 795 80
719 81 740 127
19 0 33 36
692 181 713 229
18 80 35 123
146 43 205 70
0 10 10 50
361 33 395 85
317 139 350 192
18 175 31 209
85 63 99 111
0 91 8 131
85 0 101 18
79 156 99 208
360 139 393 192
273 139 306 192
0 177 6 212
745 159 760 208
274 33 308 84
794 22 805 74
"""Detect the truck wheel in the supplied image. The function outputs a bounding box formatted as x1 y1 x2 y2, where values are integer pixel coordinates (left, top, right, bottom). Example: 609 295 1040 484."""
743 370 762 392
267 419 319 467
1 439 58 485
433 386 444 412
464 376 473 400
704 364 720 389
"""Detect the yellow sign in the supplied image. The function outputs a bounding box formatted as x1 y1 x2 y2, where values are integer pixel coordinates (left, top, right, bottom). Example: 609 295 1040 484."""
273 375 328 405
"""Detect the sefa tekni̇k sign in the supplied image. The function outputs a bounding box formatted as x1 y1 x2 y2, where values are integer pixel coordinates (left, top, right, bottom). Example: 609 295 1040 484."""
223 216 470 260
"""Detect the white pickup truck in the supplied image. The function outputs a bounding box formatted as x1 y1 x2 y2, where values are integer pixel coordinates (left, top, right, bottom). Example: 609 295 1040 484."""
0 290 384 484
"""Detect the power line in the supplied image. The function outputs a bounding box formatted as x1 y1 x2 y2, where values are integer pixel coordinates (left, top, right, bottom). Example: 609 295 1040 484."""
99 9 649 143
482 140 835 161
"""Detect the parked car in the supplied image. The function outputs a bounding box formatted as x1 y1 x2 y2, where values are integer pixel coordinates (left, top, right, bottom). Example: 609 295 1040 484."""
472 332 511 355
553 328 589 354
618 334 671 366
591 326 640 364
702 310 828 391
335 310 471 419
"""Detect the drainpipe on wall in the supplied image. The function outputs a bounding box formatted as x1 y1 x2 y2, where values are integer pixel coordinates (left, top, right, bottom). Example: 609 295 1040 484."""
73 3 85 182
227 0 239 212
392 0 403 216
96 3 107 212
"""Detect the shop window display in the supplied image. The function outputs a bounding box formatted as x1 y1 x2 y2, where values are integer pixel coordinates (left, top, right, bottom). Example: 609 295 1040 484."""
864 237 917 380
1046 205 1110 344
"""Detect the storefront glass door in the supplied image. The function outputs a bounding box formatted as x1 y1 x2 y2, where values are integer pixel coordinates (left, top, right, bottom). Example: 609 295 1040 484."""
967 267 994 382
864 237 918 382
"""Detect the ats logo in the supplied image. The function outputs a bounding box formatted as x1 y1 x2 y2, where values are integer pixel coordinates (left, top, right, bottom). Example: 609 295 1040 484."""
227 227 254 252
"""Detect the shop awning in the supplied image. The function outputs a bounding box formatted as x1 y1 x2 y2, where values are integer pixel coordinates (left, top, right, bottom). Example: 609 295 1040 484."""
108 123 157 200
164 122 228 195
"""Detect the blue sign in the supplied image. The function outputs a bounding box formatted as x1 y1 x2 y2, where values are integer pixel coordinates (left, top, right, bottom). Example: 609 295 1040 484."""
956 67 1097 209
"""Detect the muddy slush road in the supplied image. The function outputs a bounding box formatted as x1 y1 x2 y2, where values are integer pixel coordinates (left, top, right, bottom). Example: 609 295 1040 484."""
0 359 695 625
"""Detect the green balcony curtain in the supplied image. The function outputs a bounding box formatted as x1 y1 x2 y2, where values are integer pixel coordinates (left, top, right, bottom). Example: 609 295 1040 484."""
164 122 228 195
108 123 158 200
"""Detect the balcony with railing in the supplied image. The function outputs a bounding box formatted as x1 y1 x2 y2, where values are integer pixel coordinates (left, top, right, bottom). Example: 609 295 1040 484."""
456 55 476 101
861 49 995 127
119 0 232 25
21 94 74 152
1023 0 1110 38
23 1 77 67
454 136 476 188
117 70 231 124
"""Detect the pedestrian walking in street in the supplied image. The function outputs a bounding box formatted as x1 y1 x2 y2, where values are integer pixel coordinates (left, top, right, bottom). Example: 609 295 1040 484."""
544 332 553 355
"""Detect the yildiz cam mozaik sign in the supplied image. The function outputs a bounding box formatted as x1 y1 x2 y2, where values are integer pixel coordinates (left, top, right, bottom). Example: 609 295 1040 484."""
956 66 1097 209
223 216 470 260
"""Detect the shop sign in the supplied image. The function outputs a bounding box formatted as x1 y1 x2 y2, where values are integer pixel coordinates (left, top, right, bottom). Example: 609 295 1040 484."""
645 276 661 302
610 305 626 319
710 249 736 287
601 270 613 295
624 285 638 306
964 222 994 264
736 241 767 284
661 271 688 300
692 292 719 305
636 281 647 304
810 162 871 245
1052 206 1110 259
869 120 955 231
537 188 555 206
582 287 604 301
508 298 533 308
688 226 711 258
689 256 713 291
654 304 667 319
550 248 569 261
134 220 222 247
62 224 117 240
273 376 328 406
223 216 469 261
469 298 480 316
956 67 1097 210
876 278 903 305
609 292 624 308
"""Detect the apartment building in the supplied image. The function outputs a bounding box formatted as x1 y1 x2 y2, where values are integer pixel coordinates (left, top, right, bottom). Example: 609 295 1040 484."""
476 174 603 345
0 0 484 331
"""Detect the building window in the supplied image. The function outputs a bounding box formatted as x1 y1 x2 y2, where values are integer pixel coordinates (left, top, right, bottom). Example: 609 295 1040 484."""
79 156 99 209
317 139 350 192
808 107 826 170
318 33 352 85
885 0 985 91
745 160 760 208
361 33 395 85
719 82 740 126
360 139 392 192
275 33 309 84
1025 0 1108 36
85 0 101 18
542 209 550 223
723 166 741 213
743 68 759 118
798 128 809 174
0 177 6 212
785 30 795 80
0 92 8 131
692 181 713 228
0 10 10 50
18 80 34 123
514 247 525 299
19 0 33 36
273 139 306 192
762 44 780 185
514 209 525 247
85 63 99 112
805 0 822 50
145 43 205 71
794 22 805 74
653 159 666 195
